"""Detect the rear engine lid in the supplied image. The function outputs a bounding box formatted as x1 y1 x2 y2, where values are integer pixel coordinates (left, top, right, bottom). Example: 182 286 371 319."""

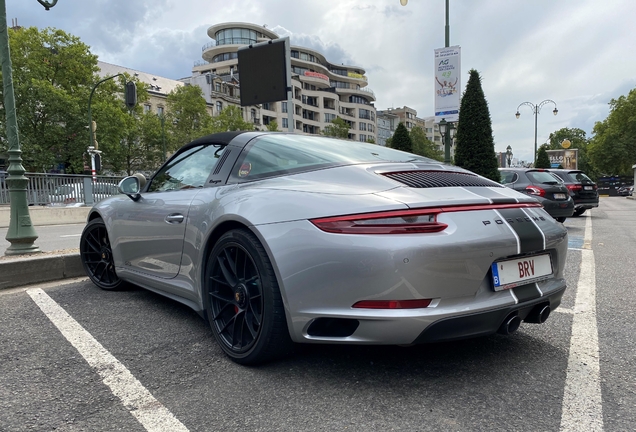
374 168 539 208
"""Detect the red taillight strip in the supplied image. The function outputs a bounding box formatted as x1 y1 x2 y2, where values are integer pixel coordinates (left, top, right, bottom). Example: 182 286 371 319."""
310 203 542 234
352 299 432 309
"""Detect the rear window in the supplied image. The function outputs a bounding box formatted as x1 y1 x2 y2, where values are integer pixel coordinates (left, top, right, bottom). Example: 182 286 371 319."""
526 171 560 184
567 171 593 183
230 134 433 181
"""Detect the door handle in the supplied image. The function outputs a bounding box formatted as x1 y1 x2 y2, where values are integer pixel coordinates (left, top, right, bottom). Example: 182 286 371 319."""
165 214 184 224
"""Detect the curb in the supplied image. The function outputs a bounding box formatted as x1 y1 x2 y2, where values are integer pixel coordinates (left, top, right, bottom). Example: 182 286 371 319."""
0 253 84 290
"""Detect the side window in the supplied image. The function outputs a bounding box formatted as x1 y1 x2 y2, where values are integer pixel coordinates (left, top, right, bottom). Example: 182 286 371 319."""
500 171 517 184
147 144 225 192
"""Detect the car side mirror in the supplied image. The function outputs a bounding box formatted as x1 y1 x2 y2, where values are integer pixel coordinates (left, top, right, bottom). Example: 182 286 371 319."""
118 176 141 201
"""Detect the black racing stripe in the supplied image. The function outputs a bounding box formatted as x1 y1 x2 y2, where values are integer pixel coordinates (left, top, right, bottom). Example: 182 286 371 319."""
498 208 544 254
513 283 541 303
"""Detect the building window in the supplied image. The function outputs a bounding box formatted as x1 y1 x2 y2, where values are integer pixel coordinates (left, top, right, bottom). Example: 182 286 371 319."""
282 102 288 113
216 101 223 113
359 123 367 131
251 108 256 120
215 82 221 92
157 106 164 116
359 134 367 142
144 104 151 113
325 113 336 123
282 118 288 128
359 109 371 120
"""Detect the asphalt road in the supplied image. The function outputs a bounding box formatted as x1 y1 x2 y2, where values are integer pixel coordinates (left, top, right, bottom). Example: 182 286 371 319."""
1 198 634 432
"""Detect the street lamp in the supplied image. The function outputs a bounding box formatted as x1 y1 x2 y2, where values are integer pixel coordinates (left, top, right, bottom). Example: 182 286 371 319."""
439 118 455 164
1 0 58 255
515 100 558 166
506 145 513 167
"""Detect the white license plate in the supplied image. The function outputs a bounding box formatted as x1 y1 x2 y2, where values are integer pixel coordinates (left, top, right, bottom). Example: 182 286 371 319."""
491 254 553 291
584 186 593 190
554 193 566 200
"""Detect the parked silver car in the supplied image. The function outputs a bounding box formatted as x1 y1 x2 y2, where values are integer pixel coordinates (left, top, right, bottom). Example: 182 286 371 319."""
81 132 568 364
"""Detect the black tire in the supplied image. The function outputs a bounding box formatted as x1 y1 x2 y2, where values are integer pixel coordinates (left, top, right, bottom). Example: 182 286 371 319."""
80 218 125 290
573 208 586 217
205 229 293 365
555 217 566 223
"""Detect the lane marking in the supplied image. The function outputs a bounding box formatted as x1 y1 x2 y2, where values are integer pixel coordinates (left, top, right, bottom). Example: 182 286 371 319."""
26 288 190 432
60 234 81 238
560 214 603 431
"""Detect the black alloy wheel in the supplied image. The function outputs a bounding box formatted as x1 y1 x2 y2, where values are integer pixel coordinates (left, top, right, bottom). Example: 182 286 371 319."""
573 208 586 217
80 218 124 290
555 217 566 223
205 229 293 365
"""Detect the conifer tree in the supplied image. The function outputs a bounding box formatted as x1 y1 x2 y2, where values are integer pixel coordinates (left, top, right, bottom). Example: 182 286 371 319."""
535 145 552 168
391 122 413 153
454 69 500 181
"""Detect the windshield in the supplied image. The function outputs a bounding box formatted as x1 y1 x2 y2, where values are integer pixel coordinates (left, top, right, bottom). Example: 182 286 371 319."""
231 134 434 181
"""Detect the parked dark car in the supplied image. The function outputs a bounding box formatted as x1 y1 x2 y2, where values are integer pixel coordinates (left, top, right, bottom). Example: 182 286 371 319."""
617 185 634 196
499 168 574 222
547 169 599 216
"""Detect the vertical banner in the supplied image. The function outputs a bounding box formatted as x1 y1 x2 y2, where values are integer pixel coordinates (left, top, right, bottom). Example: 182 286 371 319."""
434 46 461 123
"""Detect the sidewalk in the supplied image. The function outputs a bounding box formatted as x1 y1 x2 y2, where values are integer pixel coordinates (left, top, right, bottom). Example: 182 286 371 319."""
0 206 89 290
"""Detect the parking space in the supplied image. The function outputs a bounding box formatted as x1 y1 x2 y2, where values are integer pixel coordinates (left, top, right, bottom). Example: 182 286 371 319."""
1 202 635 431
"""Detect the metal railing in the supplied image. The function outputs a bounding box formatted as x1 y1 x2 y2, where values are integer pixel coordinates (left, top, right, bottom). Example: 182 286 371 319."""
0 173 124 206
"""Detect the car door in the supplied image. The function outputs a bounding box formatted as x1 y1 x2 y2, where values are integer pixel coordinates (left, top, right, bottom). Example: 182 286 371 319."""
110 144 226 279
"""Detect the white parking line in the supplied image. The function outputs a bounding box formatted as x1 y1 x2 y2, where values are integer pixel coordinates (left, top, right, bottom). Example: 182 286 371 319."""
560 215 603 431
60 234 81 238
26 288 190 432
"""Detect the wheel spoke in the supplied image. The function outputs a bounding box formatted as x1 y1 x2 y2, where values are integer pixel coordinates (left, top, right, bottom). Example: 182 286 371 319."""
231 310 245 348
212 302 233 321
209 290 233 304
224 248 238 277
219 312 237 335
209 275 231 287
217 254 238 287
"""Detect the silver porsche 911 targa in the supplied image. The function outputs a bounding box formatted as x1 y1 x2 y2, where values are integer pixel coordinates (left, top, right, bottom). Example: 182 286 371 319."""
80 131 568 365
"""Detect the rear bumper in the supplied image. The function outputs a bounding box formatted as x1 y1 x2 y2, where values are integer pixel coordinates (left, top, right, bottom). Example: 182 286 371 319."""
574 198 599 210
414 286 566 343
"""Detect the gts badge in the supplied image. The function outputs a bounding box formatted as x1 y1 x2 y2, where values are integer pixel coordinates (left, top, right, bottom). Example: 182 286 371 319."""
482 216 546 226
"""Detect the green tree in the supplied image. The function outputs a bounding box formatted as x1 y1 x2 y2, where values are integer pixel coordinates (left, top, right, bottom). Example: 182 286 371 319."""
535 145 551 168
322 117 350 139
266 120 279 132
366 136 376 144
210 105 254 132
390 122 412 153
88 75 155 175
165 85 211 151
0 27 98 172
588 88 636 176
454 69 499 181
410 126 443 161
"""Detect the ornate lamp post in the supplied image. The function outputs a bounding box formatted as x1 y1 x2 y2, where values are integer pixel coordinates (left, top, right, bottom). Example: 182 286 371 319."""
515 100 558 167
1 0 58 255
506 145 513 167
439 118 455 164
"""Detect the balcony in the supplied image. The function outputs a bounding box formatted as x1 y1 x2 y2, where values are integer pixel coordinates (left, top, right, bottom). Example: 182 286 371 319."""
202 41 217 52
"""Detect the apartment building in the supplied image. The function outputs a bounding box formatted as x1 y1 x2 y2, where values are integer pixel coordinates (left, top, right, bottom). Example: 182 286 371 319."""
190 22 377 142
378 106 450 157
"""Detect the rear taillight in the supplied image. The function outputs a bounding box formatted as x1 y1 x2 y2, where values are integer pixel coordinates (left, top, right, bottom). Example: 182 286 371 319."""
352 299 432 309
525 186 546 197
311 209 447 234
567 184 582 191
310 203 542 235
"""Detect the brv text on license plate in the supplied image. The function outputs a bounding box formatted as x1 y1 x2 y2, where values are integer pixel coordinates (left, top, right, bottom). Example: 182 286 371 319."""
491 254 553 291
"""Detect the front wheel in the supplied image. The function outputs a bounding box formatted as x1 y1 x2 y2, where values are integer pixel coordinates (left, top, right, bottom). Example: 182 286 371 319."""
555 217 566 223
205 229 293 365
80 218 125 290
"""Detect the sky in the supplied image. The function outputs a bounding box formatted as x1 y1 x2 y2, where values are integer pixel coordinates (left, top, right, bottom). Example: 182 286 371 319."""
9 0 636 163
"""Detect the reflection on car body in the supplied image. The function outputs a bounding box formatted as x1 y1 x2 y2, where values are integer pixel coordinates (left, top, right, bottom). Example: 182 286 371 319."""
80 132 569 365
